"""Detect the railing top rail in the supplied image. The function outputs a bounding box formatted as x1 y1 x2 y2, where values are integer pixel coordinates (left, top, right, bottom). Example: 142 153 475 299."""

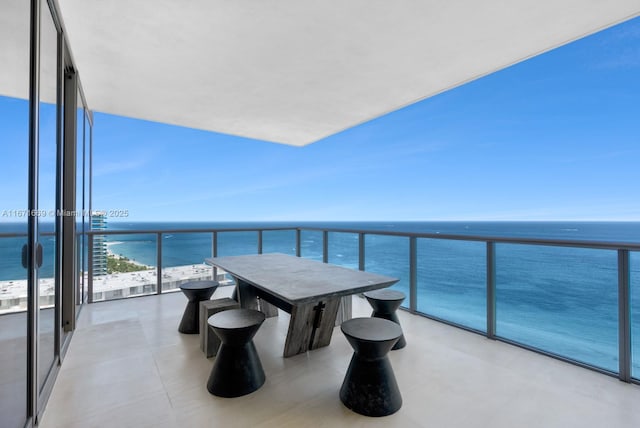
72 225 640 251
298 227 640 250
83 226 297 235
0 231 55 238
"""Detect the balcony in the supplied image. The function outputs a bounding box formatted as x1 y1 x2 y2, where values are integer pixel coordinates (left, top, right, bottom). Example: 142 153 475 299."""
3 2 640 427
39 287 640 427
3 223 640 426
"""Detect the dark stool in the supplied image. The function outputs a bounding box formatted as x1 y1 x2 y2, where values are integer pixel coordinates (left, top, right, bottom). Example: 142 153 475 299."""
363 289 407 350
207 308 266 397
340 317 402 417
178 280 218 334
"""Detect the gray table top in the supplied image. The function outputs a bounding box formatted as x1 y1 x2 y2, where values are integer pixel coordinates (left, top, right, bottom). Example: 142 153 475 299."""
205 253 398 305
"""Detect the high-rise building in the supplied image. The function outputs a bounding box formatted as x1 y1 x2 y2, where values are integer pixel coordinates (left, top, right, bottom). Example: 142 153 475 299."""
91 211 107 276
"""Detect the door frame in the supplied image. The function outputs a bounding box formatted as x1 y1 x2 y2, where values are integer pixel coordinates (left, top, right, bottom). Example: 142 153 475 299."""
25 0 70 425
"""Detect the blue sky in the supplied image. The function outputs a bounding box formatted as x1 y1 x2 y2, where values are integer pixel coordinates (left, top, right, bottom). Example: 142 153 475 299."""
3 17 640 222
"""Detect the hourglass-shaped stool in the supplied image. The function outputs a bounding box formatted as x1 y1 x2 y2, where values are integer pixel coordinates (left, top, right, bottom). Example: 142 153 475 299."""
206 308 266 397
178 280 219 334
340 317 403 416
363 289 406 350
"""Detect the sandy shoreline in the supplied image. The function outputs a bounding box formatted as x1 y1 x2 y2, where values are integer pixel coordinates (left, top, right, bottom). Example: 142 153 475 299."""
0 262 231 313
106 242 151 268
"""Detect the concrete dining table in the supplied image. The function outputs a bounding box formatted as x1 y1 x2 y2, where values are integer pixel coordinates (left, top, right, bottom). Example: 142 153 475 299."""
205 253 399 357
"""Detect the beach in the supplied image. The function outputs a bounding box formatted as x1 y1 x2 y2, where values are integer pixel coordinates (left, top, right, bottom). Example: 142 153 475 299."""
0 262 232 314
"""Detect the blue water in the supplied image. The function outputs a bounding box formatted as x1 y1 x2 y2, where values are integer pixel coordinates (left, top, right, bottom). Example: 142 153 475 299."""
1 221 639 376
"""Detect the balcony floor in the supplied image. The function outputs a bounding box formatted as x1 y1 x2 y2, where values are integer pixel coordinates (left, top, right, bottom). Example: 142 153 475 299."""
41 288 640 428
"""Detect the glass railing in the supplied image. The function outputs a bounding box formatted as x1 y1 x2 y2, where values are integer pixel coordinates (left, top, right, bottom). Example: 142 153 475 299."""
90 232 158 301
416 238 486 332
327 232 359 270
261 229 297 256
160 232 213 293
4 224 629 383
495 244 618 372
299 230 323 261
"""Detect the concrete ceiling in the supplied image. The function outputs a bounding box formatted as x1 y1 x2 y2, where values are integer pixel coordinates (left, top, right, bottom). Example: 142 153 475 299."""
3 1 640 145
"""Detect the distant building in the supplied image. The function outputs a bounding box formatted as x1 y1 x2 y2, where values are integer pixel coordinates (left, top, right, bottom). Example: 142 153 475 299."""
91 211 108 276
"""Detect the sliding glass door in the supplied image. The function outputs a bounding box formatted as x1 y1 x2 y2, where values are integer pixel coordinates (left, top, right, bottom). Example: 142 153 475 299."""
0 0 31 426
1 1 86 425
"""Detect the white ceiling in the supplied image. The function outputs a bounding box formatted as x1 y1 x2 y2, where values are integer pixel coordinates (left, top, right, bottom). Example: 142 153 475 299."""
3 1 640 145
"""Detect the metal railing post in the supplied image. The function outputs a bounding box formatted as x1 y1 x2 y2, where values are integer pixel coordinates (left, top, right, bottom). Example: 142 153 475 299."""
618 249 631 382
409 236 417 313
156 232 162 294
212 231 218 280
358 233 365 271
258 230 263 254
487 241 496 339
323 230 328 263
87 233 93 303
296 229 301 257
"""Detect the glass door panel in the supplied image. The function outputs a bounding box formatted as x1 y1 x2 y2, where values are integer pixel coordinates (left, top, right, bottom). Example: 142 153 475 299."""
37 3 58 393
0 2 31 427
82 108 91 305
76 94 85 311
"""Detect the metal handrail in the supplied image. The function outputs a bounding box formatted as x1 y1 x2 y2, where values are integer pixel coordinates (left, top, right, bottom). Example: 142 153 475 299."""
81 226 640 251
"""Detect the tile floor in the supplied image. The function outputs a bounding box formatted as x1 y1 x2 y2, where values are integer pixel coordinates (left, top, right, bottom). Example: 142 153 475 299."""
40 287 640 428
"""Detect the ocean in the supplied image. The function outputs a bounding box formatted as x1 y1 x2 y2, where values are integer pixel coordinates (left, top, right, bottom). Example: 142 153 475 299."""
1 220 639 375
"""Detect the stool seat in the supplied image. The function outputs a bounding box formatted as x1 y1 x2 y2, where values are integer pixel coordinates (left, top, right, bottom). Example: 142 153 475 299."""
341 317 402 359
207 309 266 397
363 288 406 350
178 280 219 334
363 289 405 311
210 308 266 330
340 317 402 417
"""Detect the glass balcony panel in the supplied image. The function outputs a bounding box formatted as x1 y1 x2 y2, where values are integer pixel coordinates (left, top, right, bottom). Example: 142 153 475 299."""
300 230 323 261
217 231 257 257
365 235 409 307
262 230 296 256
92 233 157 301
161 233 213 292
328 232 358 269
632 251 640 380
416 238 486 331
496 244 618 372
